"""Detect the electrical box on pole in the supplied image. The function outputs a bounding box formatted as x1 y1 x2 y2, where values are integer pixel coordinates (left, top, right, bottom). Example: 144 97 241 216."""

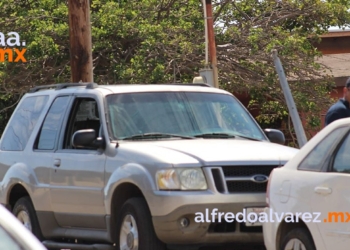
199 68 215 87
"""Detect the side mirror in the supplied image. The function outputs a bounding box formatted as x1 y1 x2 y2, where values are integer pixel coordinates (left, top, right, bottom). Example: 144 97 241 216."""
72 129 105 149
264 128 285 145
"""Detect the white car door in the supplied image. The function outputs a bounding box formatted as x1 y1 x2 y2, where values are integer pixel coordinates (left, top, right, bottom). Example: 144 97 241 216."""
302 126 350 250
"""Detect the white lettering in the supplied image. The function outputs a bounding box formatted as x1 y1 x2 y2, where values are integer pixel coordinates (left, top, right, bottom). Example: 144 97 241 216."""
275 212 284 222
194 212 204 223
0 33 4 46
302 212 313 223
295 212 302 222
224 212 234 223
218 212 225 223
211 208 218 222
205 208 210 222
193 209 324 224
259 212 269 223
236 209 246 223
269 208 275 222
313 212 321 223
247 212 258 223
7 32 20 46
285 212 294 223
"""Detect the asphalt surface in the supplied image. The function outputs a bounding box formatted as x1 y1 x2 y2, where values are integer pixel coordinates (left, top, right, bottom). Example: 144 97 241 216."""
170 244 266 250
199 245 266 250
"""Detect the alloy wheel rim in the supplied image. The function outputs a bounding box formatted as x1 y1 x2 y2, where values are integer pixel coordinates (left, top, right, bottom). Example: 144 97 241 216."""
284 238 307 250
119 214 139 250
17 210 32 232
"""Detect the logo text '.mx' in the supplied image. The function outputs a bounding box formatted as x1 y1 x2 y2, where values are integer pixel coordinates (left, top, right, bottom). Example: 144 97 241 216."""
0 32 27 62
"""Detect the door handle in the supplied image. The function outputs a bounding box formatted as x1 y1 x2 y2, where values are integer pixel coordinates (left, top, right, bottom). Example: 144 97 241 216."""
53 159 61 167
314 186 332 195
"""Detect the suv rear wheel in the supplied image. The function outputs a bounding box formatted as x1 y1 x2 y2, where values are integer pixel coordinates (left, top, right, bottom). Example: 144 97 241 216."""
280 228 315 250
116 197 166 250
12 196 44 241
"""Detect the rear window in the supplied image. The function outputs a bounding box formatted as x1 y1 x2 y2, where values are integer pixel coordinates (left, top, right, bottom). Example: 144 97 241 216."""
0 95 49 151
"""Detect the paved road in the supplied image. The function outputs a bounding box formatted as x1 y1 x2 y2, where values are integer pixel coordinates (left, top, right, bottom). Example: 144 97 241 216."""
57 243 266 250
168 244 266 250
199 245 266 250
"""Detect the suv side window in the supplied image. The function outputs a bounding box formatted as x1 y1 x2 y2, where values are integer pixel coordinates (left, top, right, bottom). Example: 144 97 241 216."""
0 95 48 151
331 131 350 173
63 97 101 150
34 96 70 150
298 126 348 171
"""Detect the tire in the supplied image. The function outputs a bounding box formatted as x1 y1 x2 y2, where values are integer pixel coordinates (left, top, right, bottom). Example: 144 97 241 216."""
280 228 315 250
12 196 44 241
116 197 166 250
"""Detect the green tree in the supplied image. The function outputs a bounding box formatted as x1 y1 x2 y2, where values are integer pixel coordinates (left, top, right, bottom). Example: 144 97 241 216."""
213 0 350 146
0 0 349 146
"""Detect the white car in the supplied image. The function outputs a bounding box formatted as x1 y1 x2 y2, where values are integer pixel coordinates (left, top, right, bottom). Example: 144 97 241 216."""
263 117 350 250
0 204 47 250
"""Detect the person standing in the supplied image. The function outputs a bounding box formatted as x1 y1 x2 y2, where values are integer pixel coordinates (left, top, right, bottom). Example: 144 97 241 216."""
325 77 350 126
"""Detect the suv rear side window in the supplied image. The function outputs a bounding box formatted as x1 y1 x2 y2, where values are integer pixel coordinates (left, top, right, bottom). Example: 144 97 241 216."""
298 126 348 171
34 96 70 150
0 95 49 151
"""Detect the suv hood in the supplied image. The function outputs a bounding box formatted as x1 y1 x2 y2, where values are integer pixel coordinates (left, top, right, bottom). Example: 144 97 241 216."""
119 139 299 166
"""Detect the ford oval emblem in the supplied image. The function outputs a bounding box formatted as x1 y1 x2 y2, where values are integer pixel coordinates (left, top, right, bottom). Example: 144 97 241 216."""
251 174 268 183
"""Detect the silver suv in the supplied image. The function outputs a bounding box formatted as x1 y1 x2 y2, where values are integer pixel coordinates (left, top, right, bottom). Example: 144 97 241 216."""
0 83 298 250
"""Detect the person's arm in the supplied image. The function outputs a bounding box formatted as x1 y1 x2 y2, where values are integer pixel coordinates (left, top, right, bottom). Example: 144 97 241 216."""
325 108 348 126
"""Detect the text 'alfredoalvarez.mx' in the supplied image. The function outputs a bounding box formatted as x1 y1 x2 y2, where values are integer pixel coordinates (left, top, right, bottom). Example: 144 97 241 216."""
194 209 350 223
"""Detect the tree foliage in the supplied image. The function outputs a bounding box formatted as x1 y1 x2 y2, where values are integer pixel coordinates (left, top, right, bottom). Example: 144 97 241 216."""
0 0 350 146
214 0 350 145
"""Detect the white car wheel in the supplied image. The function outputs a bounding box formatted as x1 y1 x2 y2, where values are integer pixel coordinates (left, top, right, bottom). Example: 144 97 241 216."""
280 228 315 250
284 238 307 250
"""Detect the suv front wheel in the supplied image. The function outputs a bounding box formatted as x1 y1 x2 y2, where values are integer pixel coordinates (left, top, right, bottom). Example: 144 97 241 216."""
116 197 166 250
12 196 44 241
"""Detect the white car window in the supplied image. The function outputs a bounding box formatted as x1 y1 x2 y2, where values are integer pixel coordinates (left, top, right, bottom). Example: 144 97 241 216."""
332 132 350 173
298 126 348 171
0 225 24 250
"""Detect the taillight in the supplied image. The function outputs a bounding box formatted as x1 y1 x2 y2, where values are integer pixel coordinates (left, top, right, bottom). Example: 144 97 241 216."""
266 169 275 207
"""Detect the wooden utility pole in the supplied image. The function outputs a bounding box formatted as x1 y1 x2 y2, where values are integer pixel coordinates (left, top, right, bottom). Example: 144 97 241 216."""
68 0 93 82
205 0 219 88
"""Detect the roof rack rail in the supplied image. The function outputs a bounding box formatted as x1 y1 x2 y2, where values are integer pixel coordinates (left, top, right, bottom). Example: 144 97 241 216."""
170 83 212 87
146 83 212 87
28 83 98 93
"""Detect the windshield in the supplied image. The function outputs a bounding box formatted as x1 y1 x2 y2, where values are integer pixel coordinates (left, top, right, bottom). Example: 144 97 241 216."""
106 91 267 141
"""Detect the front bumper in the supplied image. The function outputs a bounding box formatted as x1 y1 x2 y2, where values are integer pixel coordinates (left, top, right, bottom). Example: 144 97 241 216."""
152 202 266 245
148 165 273 245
